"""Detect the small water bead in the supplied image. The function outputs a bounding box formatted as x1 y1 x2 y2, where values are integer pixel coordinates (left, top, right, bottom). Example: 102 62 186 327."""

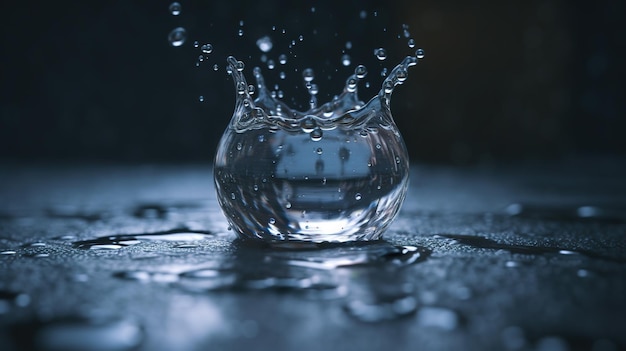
346 41 353 49
197 55 204 62
213 64 219 71
235 60 245 72
380 68 388 77
168 27 187 47
355 193 362 201
346 77 358 92
198 95 204 102
408 38 415 48
416 48 425 59
355 65 367 79
279 71 286 79
300 117 317 133
374 48 387 61
269 218 276 224
247 84 255 95
169 2 181 16
236 82 247 95
278 54 287 65
267 60 276 70
303 68 315 82
315 147 323 155
309 84 319 95
396 68 408 82
256 36 273 52
236 143 243 151
201 43 213 54
341 54 351 67
310 128 323 141
238 29 244 36
299 35 304 42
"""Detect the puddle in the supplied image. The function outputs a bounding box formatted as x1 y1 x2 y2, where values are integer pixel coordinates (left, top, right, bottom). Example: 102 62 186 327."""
72 227 214 250
436 234 625 263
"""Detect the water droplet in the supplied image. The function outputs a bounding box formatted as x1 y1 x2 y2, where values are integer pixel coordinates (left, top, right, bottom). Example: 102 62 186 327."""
267 59 275 70
278 54 287 65
298 35 304 42
374 48 387 60
285 202 292 209
236 142 243 151
213 64 219 71
201 43 213 54
198 95 204 102
238 29 244 37
279 71 286 79
346 78 358 92
355 193 362 200
300 117 317 133
269 218 276 224
302 68 315 82
256 36 273 52
341 54 351 66
168 27 187 47
355 65 367 79
193 41 199 48
310 128 323 141
258 135 265 143
169 2 181 16
315 147 323 155
235 60 245 72
408 38 415 48
416 48 425 59
346 41 353 49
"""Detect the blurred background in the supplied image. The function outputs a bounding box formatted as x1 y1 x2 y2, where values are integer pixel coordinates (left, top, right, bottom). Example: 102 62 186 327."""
1 0 624 165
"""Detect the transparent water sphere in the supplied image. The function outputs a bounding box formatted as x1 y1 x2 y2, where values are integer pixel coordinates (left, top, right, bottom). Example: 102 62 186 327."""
214 56 414 243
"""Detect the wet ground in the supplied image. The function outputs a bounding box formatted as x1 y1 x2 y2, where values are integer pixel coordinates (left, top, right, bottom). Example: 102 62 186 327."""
0 160 625 351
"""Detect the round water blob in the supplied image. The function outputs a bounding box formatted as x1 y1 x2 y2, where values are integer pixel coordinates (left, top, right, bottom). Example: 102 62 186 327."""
201 44 213 54
310 128 323 141
408 39 415 48
374 48 387 61
256 36 273 52
169 2 181 16
168 27 187 47
303 68 315 82
213 64 219 71
279 54 287 65
341 54 351 67
267 60 276 70
355 65 367 79
416 48 425 59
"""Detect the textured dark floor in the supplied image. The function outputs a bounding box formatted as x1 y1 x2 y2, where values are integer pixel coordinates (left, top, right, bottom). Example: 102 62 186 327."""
0 160 625 351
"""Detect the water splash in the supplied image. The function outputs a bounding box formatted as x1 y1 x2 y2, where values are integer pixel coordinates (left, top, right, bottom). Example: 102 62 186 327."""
213 51 421 242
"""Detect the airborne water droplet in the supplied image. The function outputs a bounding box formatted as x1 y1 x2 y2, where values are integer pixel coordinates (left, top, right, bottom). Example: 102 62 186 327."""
310 128 323 141
168 27 187 47
408 39 415 48
341 54 351 67
169 2 181 16
201 43 213 54
256 36 273 52
374 48 387 61
279 54 287 65
303 68 315 82
416 48 425 59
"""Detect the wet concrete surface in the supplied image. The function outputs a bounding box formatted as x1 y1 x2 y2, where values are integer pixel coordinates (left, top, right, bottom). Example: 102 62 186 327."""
0 160 625 351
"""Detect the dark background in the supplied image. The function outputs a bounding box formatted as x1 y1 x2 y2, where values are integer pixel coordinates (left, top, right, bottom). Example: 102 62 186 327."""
1 0 624 164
